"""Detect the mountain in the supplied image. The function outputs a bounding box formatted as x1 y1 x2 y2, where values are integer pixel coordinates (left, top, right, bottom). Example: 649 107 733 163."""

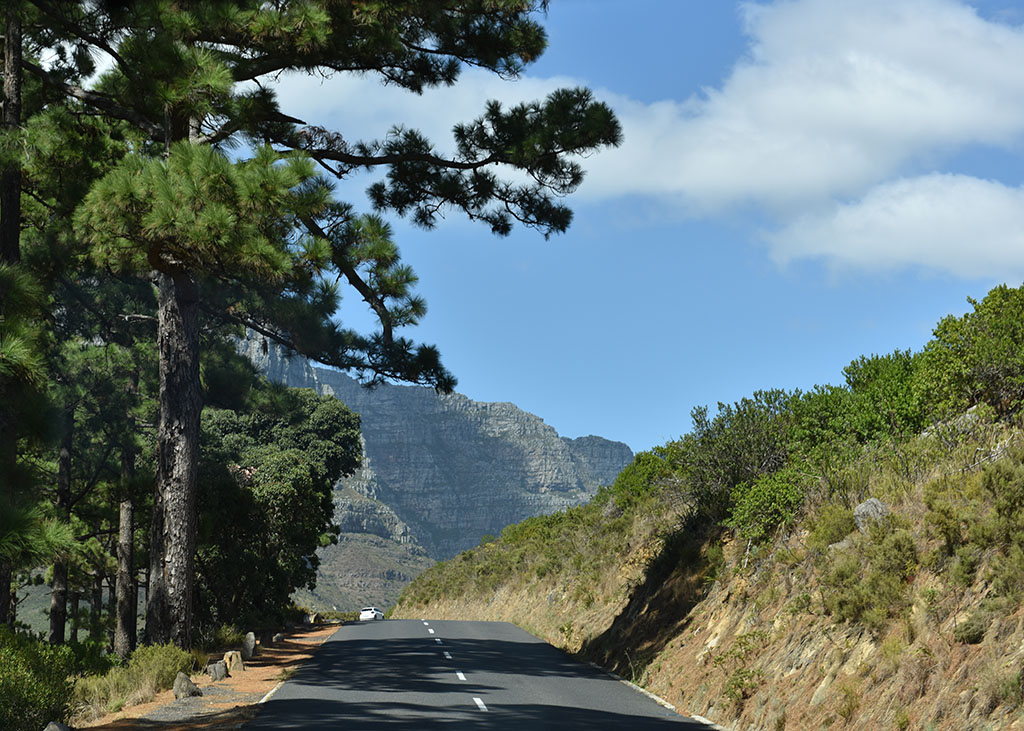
240 334 633 609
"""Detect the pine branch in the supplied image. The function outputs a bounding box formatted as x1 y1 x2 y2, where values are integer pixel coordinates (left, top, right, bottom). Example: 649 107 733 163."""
300 215 395 348
27 0 135 82
292 126 497 171
22 60 165 140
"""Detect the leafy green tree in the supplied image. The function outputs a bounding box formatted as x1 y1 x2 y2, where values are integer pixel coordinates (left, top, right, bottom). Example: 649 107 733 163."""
0 263 56 624
194 389 361 628
666 390 793 521
843 350 924 443
726 467 806 544
918 284 1024 417
789 384 857 498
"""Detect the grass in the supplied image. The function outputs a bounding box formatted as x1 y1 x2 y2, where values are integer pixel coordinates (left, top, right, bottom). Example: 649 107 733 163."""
72 643 195 724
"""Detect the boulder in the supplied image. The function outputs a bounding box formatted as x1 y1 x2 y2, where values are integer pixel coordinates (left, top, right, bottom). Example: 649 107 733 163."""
304 612 319 625
853 498 889 532
273 632 285 643
242 631 258 660
208 660 228 682
223 650 245 673
172 672 202 700
44 723 74 731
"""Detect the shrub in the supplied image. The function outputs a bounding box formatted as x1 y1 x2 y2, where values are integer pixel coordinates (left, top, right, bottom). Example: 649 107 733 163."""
822 516 918 633
195 623 245 651
727 468 805 544
808 503 856 551
127 643 194 692
844 350 925 443
73 642 195 723
0 628 75 731
953 611 988 644
836 682 860 721
918 284 1024 417
949 545 981 587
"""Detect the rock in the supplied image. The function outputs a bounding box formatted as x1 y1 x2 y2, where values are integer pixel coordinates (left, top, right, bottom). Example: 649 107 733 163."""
44 723 74 731
853 498 889 532
828 536 854 552
240 332 634 561
223 650 245 673
172 672 202 699
208 660 228 682
242 631 258 659
304 612 319 626
273 632 285 643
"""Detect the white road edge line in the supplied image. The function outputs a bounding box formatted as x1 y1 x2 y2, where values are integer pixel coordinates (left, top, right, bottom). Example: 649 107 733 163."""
690 715 728 730
456 671 466 681
473 697 488 711
259 681 285 704
584 661 676 712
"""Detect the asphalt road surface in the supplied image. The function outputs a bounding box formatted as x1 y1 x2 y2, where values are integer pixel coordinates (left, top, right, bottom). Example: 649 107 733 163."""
245 619 708 729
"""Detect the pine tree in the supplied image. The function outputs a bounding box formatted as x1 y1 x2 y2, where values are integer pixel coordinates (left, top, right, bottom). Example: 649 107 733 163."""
34 0 620 648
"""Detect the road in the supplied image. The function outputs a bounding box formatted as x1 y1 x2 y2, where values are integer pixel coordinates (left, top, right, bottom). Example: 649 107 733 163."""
245 619 708 729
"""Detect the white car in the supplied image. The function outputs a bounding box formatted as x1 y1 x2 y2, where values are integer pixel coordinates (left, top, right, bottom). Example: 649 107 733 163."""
359 606 384 621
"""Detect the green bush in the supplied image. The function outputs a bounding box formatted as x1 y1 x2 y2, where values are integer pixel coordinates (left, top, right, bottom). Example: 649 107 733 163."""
918 284 1024 417
195 623 245 651
953 611 989 644
0 629 75 731
727 468 804 543
74 642 195 723
822 516 918 633
127 643 194 692
807 503 856 551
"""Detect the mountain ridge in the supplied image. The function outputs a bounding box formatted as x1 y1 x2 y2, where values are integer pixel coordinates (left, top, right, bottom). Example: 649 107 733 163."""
240 334 634 608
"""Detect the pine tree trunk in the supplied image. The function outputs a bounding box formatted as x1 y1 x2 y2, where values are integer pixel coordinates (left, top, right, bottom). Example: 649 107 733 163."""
114 447 136 659
144 464 166 644
48 411 73 644
90 573 103 641
0 565 10 626
1 0 21 264
0 0 23 631
69 590 79 643
145 270 201 649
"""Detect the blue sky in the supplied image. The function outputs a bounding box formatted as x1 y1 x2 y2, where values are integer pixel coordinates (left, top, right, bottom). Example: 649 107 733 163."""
273 0 1024 453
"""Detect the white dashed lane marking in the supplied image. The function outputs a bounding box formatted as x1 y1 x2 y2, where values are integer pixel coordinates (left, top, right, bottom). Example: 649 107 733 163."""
428 628 435 634
473 697 488 711
443 651 452 660
434 638 442 644
456 671 466 681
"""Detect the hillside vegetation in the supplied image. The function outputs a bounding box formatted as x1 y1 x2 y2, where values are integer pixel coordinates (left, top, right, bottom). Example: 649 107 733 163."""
394 283 1024 730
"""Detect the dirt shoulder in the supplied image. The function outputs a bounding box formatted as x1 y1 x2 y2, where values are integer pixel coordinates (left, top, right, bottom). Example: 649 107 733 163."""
78 624 340 731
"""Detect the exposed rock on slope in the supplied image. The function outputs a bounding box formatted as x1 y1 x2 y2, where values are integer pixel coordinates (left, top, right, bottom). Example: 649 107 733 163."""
241 334 633 606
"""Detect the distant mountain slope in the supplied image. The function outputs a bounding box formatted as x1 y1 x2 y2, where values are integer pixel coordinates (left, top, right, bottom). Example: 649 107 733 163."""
240 334 633 607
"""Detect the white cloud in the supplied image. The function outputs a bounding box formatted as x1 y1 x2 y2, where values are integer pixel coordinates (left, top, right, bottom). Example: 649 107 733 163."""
272 70 570 157
765 174 1024 278
583 0 1024 210
267 0 1024 277
272 0 1024 213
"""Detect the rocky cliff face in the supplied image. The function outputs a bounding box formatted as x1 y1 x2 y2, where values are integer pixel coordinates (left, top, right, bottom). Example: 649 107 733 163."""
241 334 633 605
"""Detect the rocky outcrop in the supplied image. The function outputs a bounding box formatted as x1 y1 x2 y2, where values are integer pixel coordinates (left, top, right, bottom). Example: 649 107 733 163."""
240 334 633 605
